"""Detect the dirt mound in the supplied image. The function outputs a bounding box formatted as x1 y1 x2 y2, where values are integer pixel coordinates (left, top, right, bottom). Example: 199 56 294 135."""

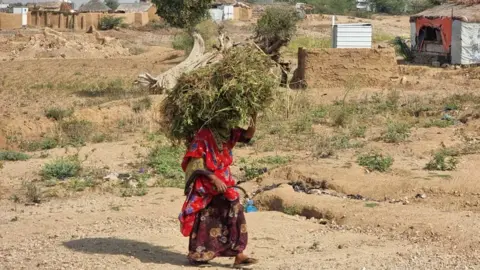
292 47 399 89
6 28 130 60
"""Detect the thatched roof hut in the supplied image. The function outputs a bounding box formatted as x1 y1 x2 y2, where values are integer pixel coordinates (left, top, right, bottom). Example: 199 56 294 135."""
410 2 480 22
409 2 480 65
77 0 111 13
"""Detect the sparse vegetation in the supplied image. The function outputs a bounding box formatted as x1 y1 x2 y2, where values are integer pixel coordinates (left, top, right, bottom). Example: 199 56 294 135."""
147 145 184 187
285 36 331 54
60 119 93 146
132 97 152 113
357 152 393 172
45 107 74 121
0 151 29 161
238 155 291 180
120 173 149 197
20 137 58 151
425 148 459 171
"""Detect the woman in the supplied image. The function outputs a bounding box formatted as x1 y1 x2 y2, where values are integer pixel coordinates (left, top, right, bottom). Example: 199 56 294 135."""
178 114 258 267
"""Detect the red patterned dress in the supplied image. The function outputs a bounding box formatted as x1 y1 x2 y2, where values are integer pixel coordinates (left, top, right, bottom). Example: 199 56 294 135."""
179 128 250 263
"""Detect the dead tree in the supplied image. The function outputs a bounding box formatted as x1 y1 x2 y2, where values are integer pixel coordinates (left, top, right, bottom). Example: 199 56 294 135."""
136 32 232 93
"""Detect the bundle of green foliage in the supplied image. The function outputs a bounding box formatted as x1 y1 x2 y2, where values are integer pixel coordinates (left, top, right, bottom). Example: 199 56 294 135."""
152 0 211 29
160 45 277 143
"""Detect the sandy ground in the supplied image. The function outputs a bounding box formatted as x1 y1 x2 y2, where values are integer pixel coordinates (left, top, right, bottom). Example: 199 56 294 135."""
2 14 480 270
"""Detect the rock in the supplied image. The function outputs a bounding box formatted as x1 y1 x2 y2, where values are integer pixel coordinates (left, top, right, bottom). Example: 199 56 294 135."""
441 63 450 69
400 76 408 85
415 193 427 199
432 61 441 67
103 172 119 181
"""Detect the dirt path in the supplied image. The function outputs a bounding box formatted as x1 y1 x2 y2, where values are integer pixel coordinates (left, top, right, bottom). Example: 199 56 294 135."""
1 188 476 270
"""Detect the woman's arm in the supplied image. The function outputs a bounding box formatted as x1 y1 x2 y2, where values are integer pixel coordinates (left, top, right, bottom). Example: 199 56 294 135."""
243 112 257 139
185 158 227 193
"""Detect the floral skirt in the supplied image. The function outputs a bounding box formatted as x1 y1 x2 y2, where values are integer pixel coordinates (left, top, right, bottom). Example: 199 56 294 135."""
188 196 248 262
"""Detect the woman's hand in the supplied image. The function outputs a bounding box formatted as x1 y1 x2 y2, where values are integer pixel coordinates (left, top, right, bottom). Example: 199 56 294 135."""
209 175 227 193
213 178 228 193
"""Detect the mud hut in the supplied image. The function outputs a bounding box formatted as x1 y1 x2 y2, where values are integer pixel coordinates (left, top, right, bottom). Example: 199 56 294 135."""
410 2 480 65
77 0 111 13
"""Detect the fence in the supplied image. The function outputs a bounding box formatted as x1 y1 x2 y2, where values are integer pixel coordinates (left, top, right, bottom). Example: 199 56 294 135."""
0 11 151 30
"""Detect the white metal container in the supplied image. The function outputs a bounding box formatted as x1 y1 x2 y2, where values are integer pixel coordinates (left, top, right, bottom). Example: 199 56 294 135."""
332 23 373 49
13 7 28 27
223 5 234 20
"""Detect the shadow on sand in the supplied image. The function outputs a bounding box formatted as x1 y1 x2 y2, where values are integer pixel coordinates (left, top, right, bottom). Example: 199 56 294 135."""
63 237 190 266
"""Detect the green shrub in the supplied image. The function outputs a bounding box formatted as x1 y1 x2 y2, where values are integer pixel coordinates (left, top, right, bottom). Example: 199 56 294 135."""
172 32 194 53
425 148 458 171
147 146 184 186
21 137 58 151
45 107 73 121
0 151 29 161
172 20 218 54
41 157 81 179
255 7 299 43
99 16 124 30
382 121 410 143
357 153 393 172
423 119 454 128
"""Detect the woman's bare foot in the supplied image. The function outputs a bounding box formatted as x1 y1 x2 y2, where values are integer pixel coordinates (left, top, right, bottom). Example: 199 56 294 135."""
233 253 258 266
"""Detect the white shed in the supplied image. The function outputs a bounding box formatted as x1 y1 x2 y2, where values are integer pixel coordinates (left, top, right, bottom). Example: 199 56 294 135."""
332 23 373 49
13 7 28 27
410 3 480 65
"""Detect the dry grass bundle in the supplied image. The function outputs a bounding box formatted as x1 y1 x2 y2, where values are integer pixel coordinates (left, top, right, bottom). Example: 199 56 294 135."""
161 45 277 142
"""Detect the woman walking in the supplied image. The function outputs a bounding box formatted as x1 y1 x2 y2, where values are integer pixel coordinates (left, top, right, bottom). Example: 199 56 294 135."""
178 114 258 267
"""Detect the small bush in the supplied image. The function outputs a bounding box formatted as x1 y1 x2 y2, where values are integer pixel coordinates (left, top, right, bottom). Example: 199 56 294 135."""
314 137 336 159
99 16 124 30
255 7 299 42
350 125 367 138
0 151 29 161
45 107 73 121
60 119 93 146
382 122 410 143
23 181 41 204
41 157 81 180
425 148 458 171
121 174 149 196
147 146 184 186
172 32 193 53
357 153 393 172
67 177 96 192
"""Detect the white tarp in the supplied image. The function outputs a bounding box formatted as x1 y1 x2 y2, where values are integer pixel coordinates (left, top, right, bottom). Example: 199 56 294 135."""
460 22 480 65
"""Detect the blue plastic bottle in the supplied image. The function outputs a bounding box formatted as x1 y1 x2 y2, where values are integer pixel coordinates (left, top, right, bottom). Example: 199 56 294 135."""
245 199 258 213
